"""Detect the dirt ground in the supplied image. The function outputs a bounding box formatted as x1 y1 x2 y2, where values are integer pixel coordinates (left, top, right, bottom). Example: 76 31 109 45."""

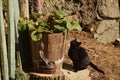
63 31 120 80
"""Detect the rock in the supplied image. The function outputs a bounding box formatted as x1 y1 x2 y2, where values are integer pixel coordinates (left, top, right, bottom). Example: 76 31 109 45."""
97 0 120 18
94 20 119 43
62 69 91 80
80 0 96 25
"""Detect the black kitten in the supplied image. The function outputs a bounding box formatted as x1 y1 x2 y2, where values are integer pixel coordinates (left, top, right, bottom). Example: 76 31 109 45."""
68 39 105 74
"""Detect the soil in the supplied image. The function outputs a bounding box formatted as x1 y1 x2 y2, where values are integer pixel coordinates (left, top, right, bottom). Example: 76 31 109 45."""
63 31 120 80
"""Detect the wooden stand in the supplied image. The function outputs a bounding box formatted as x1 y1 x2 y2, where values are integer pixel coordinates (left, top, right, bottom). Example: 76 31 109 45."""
29 70 65 80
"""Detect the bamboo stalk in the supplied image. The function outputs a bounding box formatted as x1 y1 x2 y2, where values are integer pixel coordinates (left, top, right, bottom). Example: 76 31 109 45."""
0 0 9 80
14 0 20 43
7 0 15 79
14 0 22 70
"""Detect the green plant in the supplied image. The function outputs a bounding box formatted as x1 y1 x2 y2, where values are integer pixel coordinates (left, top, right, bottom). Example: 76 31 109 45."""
15 68 30 80
18 10 82 41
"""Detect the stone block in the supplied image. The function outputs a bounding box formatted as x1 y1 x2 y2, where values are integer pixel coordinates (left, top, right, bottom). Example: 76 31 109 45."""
62 69 91 80
97 0 120 18
94 20 119 43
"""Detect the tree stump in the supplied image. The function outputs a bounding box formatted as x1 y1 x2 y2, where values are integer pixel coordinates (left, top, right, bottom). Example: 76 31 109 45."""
29 71 65 80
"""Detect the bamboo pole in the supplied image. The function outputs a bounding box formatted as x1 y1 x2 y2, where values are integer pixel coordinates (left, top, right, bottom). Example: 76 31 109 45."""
7 0 15 79
0 0 9 80
14 0 20 43
14 0 22 70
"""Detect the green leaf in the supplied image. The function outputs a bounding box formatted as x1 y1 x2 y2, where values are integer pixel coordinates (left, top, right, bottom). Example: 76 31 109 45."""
54 25 63 30
54 25 67 33
18 18 27 31
66 21 82 31
31 31 42 41
27 20 35 30
32 12 43 19
36 27 50 33
32 12 43 18
31 12 43 20
53 10 66 18
53 17 67 24
37 18 46 26
37 24 51 32
36 27 44 32
62 28 67 33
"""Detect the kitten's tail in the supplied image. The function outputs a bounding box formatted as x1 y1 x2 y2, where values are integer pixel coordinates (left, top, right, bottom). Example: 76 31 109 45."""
89 62 105 74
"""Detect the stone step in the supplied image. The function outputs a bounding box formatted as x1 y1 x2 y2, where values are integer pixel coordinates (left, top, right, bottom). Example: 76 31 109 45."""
62 69 91 80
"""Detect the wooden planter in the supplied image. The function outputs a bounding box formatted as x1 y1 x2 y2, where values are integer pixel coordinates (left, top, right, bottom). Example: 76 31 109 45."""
31 33 66 70
40 33 65 70
29 33 66 80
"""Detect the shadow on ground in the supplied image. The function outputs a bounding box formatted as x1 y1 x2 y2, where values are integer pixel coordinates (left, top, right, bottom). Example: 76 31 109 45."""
63 63 73 71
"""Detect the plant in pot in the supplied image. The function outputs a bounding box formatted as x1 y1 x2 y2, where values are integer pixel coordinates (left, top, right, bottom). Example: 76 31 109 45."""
18 10 82 74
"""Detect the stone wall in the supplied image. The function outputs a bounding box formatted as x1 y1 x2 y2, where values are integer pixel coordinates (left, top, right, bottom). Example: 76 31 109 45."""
43 0 120 44
94 0 120 43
